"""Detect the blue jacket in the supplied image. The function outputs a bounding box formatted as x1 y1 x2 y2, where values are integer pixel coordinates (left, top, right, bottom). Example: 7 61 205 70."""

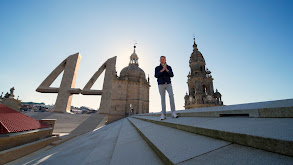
155 64 174 85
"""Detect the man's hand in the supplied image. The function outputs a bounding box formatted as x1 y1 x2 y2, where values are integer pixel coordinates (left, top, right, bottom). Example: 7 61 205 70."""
164 65 169 72
160 65 169 72
165 67 169 72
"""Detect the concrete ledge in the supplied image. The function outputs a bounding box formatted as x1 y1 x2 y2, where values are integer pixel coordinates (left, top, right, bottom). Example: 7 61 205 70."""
259 107 293 118
0 135 59 164
138 107 293 118
127 118 174 165
171 109 257 118
0 127 52 151
137 98 293 118
138 109 257 118
51 134 77 146
40 119 56 135
132 116 293 157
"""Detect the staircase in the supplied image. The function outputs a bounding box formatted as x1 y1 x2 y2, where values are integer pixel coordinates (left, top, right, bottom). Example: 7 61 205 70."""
7 99 293 165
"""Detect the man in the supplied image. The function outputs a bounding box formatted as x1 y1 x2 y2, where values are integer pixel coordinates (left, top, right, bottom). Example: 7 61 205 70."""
155 56 178 120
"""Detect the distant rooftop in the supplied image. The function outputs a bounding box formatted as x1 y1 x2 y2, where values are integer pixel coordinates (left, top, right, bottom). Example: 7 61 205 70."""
0 104 50 134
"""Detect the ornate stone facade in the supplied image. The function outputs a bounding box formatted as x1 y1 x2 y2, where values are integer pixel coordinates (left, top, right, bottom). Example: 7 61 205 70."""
184 39 223 109
110 46 150 116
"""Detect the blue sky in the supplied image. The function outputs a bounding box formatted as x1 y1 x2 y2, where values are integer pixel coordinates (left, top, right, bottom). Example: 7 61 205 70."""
1 0 292 112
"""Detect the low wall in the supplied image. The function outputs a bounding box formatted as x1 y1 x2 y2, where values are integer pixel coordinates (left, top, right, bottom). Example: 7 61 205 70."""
0 136 58 164
0 127 52 151
40 119 56 135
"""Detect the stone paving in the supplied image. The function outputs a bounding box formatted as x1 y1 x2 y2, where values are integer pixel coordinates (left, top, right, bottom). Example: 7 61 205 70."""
8 120 123 165
110 119 163 165
7 98 293 165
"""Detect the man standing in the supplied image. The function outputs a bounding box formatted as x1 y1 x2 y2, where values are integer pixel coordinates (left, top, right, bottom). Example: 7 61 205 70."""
155 56 178 120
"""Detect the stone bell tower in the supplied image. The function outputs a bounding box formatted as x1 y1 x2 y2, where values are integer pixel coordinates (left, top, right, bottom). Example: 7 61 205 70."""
184 38 223 109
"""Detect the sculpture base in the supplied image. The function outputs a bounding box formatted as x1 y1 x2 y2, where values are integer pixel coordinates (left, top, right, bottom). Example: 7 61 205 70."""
0 98 21 111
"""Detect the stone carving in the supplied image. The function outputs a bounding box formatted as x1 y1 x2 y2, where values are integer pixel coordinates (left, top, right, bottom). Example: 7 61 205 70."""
4 92 9 98
1 87 15 99
36 53 82 113
36 53 117 113
36 48 147 116
9 87 15 98
82 56 117 114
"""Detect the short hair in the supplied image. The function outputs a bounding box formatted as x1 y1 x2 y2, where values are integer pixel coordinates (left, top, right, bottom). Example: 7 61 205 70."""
160 56 166 59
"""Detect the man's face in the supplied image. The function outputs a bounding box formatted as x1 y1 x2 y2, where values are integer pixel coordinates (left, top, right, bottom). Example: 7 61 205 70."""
160 57 166 64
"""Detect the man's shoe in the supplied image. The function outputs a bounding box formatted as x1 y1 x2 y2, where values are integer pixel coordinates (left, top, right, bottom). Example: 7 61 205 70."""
172 112 178 118
160 114 166 120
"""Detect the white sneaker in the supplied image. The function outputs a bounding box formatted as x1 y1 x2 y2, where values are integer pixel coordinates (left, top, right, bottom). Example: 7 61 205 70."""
172 112 178 118
160 114 166 120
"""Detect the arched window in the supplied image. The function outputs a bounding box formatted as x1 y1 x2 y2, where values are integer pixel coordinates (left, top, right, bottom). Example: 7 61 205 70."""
202 85 207 95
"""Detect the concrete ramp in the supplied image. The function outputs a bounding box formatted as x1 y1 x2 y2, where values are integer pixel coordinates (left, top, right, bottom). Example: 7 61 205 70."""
24 112 108 137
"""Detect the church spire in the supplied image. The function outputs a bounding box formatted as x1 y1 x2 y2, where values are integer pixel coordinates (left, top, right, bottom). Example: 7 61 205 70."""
133 45 136 53
193 37 198 50
129 44 139 66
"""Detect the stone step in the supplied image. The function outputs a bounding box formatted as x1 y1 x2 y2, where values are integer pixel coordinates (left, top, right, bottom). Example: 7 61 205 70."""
177 143 293 165
138 98 293 118
128 117 231 164
110 119 164 165
128 117 293 165
132 115 293 157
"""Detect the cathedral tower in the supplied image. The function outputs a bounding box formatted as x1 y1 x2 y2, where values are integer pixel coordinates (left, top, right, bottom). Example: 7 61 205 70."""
184 39 223 109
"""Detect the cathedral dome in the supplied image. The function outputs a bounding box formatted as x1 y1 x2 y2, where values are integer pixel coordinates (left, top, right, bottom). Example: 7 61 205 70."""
120 65 146 79
119 46 146 82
